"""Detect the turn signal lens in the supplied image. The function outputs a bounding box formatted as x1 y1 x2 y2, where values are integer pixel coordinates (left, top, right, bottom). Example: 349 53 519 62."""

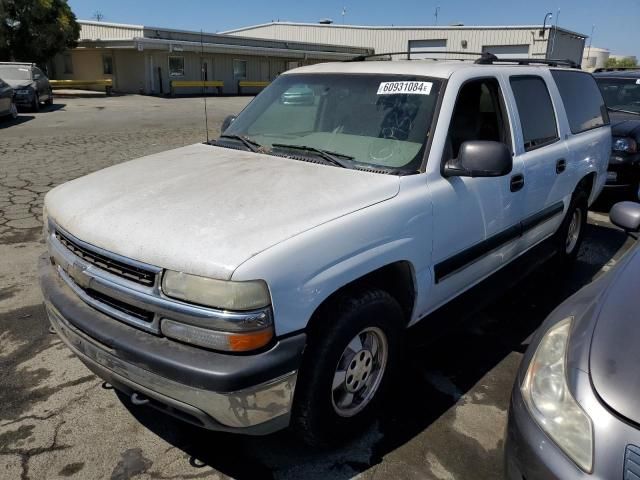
161 318 273 352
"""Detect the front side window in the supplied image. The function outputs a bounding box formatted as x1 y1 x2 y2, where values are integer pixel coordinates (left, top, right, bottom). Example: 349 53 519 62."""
168 56 184 77
222 73 443 174
445 78 510 161
552 70 607 133
510 76 559 151
233 60 247 80
103 55 113 75
596 76 640 116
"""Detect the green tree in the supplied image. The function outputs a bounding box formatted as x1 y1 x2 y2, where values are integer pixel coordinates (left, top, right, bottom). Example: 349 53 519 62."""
0 0 80 66
605 57 639 68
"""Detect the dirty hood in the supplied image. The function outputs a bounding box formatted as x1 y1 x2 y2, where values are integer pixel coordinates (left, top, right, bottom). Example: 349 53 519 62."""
589 247 640 425
45 143 400 280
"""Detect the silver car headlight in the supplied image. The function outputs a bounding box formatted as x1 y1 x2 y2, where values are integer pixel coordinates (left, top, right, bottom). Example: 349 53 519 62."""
612 137 637 153
161 270 273 352
521 317 593 472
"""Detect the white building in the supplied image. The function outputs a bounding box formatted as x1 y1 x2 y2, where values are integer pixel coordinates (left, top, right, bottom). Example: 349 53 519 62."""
51 20 371 94
582 47 610 70
223 22 587 64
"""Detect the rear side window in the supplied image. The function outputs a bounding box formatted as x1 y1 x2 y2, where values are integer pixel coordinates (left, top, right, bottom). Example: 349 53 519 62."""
510 76 559 151
551 71 607 134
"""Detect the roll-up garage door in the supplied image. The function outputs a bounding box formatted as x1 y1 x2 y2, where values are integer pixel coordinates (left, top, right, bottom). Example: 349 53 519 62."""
482 45 530 59
408 39 447 59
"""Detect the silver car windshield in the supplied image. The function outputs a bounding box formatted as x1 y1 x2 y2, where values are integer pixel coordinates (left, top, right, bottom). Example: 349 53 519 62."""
0 66 31 81
224 73 443 173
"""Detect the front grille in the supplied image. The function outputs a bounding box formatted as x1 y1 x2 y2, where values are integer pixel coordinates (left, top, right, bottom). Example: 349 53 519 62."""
625 445 640 480
55 230 156 287
84 288 155 323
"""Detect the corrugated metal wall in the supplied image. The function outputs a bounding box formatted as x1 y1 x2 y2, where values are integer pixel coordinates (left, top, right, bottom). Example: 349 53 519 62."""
227 24 585 63
79 21 144 41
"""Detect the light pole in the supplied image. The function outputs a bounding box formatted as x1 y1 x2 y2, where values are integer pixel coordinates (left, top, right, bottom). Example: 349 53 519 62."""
587 24 595 61
540 12 553 37
434 6 440 26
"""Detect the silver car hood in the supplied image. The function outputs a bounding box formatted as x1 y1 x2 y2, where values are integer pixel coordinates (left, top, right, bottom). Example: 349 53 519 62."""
45 143 400 280
589 247 640 425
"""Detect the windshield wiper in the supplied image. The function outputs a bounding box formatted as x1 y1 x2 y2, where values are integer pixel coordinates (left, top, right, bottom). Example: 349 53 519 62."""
607 106 640 115
271 143 353 168
218 134 262 152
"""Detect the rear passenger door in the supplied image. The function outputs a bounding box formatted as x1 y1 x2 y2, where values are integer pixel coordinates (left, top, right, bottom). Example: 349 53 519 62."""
550 70 610 204
507 74 569 248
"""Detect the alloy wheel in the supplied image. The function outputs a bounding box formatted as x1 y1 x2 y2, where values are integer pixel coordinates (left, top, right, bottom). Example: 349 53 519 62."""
331 327 388 417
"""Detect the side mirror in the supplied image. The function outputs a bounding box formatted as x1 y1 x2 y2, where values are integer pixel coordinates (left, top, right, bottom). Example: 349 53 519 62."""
444 141 512 178
221 114 237 134
610 201 640 233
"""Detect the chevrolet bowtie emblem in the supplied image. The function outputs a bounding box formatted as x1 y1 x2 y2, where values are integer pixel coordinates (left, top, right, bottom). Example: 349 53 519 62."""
67 261 90 289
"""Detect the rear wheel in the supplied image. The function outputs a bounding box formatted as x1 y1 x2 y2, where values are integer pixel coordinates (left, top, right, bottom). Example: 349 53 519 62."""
555 189 588 265
291 288 403 447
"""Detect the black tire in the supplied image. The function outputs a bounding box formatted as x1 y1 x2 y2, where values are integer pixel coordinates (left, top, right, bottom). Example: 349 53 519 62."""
32 94 40 112
45 90 53 106
291 288 403 447
554 189 588 265
9 101 18 119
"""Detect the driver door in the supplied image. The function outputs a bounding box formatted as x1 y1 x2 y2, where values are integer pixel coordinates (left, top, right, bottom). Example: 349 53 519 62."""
424 74 526 311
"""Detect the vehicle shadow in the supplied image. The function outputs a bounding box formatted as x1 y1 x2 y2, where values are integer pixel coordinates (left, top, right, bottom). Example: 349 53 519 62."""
116 223 631 480
0 115 35 128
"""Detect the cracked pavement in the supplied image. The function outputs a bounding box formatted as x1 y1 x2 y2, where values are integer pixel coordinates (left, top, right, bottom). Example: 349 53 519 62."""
0 95 635 480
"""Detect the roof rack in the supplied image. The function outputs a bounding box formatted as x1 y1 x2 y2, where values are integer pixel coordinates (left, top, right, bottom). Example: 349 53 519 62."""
474 52 580 68
0 61 36 66
346 51 579 68
346 51 485 62
593 67 640 73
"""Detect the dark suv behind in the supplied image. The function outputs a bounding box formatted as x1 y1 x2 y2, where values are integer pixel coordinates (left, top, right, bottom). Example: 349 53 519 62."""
594 68 640 199
0 62 53 111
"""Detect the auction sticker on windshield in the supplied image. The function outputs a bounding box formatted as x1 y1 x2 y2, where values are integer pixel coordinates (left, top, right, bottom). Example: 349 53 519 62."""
377 81 433 95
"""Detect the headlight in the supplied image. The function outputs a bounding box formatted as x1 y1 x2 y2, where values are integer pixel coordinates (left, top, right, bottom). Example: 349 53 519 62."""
612 137 638 153
16 89 32 95
162 270 270 310
521 317 593 472
161 270 274 352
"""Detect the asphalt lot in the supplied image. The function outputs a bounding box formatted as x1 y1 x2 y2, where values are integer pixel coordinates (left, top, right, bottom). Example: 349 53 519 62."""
0 94 636 480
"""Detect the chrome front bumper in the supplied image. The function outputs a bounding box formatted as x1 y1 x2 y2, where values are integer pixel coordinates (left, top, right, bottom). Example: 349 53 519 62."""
40 255 305 435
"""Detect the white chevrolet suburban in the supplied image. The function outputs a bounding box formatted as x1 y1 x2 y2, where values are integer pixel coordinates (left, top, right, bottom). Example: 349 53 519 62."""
40 56 611 445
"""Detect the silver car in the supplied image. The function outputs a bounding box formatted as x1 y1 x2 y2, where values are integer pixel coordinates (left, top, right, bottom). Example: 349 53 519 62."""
505 201 640 479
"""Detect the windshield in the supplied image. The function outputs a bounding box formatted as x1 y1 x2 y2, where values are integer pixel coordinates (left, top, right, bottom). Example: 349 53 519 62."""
222 73 443 173
596 77 640 114
0 65 31 81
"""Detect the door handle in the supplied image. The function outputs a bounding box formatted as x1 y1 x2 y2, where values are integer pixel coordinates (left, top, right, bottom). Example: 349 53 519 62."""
556 158 567 174
510 174 525 192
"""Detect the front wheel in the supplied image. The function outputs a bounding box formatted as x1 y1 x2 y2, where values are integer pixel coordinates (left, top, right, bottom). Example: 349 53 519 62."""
32 94 40 112
45 90 53 106
291 288 403 447
554 190 588 265
9 101 17 119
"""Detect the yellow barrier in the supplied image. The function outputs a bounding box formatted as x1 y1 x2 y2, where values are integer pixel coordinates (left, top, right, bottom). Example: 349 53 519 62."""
238 80 270 94
50 79 113 95
170 80 224 96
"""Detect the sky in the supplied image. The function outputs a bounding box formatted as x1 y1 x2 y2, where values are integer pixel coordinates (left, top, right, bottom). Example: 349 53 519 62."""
68 0 640 58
